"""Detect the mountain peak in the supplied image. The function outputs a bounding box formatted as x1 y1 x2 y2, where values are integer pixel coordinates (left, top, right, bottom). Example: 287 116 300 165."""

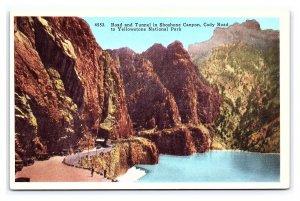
241 20 261 30
112 47 136 57
166 41 191 63
145 43 167 54
167 40 184 49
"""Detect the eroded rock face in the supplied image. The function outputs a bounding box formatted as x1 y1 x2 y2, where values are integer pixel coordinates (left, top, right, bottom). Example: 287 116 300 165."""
112 42 221 155
189 20 280 152
138 126 210 155
143 41 222 125
109 48 181 131
14 17 133 167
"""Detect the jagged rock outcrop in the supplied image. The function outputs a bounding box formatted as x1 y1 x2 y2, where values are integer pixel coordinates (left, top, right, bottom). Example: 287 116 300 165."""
189 20 280 152
14 17 133 168
143 41 222 125
138 125 210 155
79 138 158 179
112 42 221 155
109 48 181 131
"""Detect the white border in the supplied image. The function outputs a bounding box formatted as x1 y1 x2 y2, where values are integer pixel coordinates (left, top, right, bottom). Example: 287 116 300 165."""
10 9 290 190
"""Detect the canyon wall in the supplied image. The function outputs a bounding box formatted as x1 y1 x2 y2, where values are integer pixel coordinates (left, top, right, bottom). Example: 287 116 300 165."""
111 41 221 155
14 17 133 165
189 20 280 152
14 17 277 178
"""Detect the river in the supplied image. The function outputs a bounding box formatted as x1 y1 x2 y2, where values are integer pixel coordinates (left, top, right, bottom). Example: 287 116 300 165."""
135 151 280 182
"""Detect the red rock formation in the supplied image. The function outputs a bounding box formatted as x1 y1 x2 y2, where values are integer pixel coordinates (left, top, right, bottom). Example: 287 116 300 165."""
138 126 210 155
14 16 222 172
109 48 181 131
143 41 222 125
112 42 221 155
138 127 196 155
14 17 133 166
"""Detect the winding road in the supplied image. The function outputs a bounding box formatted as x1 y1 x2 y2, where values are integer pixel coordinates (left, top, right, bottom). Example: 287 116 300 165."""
15 149 111 182
63 147 112 166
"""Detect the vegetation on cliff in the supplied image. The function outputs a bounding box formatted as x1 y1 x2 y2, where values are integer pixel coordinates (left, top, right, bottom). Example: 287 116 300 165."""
190 21 280 152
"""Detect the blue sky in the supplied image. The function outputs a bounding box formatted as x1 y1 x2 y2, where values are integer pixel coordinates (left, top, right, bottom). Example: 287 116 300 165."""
83 17 279 53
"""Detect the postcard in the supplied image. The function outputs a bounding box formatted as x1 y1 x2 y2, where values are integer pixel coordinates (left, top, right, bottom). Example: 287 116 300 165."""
10 9 290 190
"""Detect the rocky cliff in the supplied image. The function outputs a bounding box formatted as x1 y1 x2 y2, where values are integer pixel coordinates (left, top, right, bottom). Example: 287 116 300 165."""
143 42 221 125
111 41 221 155
188 20 280 152
79 138 158 179
109 48 181 131
138 125 210 155
14 17 133 165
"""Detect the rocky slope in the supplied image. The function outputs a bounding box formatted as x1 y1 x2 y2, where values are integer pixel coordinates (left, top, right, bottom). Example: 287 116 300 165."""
111 41 221 155
188 20 280 152
14 17 134 167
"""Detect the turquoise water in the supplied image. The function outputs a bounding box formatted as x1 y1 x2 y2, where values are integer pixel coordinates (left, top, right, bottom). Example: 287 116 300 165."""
136 151 280 182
